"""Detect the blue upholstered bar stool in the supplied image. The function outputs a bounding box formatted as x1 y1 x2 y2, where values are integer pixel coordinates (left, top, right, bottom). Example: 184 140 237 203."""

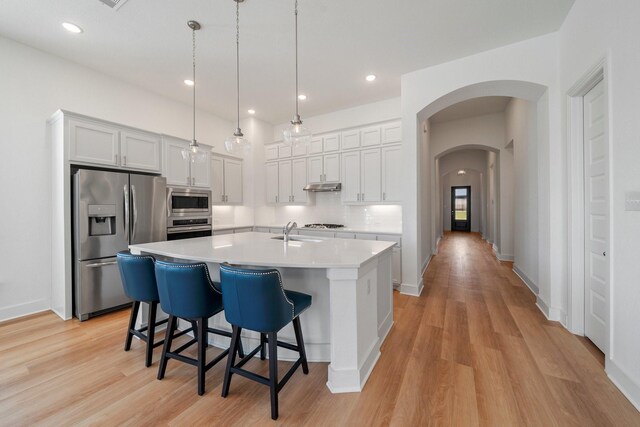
155 260 242 396
219 264 312 420
117 250 172 367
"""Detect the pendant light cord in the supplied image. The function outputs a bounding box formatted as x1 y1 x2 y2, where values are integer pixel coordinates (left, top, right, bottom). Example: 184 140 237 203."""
236 0 241 132
294 0 299 120
192 26 197 144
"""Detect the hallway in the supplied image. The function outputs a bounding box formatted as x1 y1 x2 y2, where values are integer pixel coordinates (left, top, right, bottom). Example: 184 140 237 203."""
0 233 639 425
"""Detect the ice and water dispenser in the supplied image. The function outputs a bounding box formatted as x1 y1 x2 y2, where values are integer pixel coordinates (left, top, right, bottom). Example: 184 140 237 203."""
87 204 116 236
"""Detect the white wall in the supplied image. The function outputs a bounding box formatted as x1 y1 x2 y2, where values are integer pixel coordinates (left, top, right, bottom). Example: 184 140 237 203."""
486 151 499 244
559 0 640 409
0 35 234 321
505 98 539 288
257 98 403 230
401 32 561 311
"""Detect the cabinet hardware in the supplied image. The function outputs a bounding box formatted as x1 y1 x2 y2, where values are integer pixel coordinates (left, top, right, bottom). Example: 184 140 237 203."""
187 177 190 185
362 193 365 201
192 177 195 186
114 154 118 164
383 192 386 201
222 195 225 202
225 195 228 202
292 196 295 202
357 193 360 201
123 155 127 166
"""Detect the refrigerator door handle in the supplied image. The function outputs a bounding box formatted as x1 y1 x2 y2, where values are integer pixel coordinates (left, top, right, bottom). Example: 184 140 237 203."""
123 184 129 236
131 184 138 241
86 261 118 268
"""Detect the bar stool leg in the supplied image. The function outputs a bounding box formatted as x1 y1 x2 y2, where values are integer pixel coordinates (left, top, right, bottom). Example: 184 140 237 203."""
260 333 267 360
145 301 157 367
124 301 140 351
197 317 207 396
292 317 309 374
157 315 176 380
268 331 279 420
221 325 241 398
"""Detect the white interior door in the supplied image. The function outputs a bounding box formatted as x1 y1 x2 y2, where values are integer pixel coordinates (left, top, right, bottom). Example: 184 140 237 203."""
584 79 608 352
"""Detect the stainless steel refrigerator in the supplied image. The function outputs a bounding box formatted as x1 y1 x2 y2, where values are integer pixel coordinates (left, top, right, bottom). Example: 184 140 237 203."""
73 169 167 321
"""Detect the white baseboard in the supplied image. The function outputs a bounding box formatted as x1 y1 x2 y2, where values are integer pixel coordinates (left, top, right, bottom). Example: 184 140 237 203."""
512 264 539 294
534 296 566 324
491 244 514 261
0 299 50 323
400 282 423 297
536 296 550 318
607 359 640 412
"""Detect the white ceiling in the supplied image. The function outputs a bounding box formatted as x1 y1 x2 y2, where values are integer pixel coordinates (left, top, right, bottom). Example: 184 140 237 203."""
0 0 574 124
430 96 512 123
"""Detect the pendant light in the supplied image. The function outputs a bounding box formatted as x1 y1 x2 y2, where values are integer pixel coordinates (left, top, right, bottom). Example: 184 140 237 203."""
283 0 311 147
181 20 209 163
224 0 251 155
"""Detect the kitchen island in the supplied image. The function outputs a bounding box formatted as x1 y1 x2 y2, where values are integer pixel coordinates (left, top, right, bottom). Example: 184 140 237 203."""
129 232 395 393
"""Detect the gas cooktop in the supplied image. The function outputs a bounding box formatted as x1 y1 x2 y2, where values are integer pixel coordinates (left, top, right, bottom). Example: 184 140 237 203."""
303 223 345 229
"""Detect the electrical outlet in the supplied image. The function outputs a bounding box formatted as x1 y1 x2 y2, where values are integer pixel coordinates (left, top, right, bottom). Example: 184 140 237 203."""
625 192 640 211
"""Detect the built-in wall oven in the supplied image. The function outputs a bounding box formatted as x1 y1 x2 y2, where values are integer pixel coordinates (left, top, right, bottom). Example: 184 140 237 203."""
167 187 212 240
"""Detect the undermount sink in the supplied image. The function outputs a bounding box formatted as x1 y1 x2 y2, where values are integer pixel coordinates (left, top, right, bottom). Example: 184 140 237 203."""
271 235 323 243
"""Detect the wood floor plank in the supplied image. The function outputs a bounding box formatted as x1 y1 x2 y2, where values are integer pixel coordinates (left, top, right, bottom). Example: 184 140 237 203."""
1 232 638 426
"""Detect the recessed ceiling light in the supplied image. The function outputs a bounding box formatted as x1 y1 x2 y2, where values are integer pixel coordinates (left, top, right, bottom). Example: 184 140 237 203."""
247 109 256 115
184 79 194 86
298 94 307 101
62 22 83 34
457 169 466 175
365 74 376 82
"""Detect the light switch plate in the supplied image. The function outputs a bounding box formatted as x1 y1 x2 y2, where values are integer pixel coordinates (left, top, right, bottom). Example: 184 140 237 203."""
625 191 640 211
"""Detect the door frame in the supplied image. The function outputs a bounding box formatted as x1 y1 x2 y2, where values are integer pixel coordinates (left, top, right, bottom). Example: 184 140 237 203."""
451 185 471 232
566 57 611 357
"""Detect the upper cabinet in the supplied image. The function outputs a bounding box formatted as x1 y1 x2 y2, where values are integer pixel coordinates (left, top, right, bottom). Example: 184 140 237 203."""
323 133 341 152
120 130 161 171
382 121 402 144
308 153 340 184
341 129 361 150
361 126 381 147
211 155 243 204
381 145 402 202
162 135 211 188
341 148 381 203
68 117 161 172
265 144 279 161
265 159 308 205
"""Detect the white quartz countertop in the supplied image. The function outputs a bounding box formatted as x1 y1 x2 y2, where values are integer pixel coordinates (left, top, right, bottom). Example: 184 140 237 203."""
256 224 403 236
130 232 395 269
212 223 253 231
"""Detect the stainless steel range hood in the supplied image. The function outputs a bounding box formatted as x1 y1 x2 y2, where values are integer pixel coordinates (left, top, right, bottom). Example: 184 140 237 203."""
303 182 342 192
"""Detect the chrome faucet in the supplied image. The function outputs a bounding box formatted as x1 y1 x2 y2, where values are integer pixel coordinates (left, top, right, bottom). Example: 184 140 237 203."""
283 221 297 242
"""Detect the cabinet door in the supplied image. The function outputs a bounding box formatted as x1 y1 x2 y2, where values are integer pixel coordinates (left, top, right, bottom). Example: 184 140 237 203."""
308 156 324 183
382 122 402 144
323 133 340 152
68 119 119 166
323 153 340 183
341 151 361 203
224 158 243 204
361 148 381 202
278 160 292 203
120 130 161 171
291 158 308 203
265 144 279 161
278 144 292 159
392 248 402 285
381 145 402 202
164 138 191 186
341 130 360 150
309 137 323 155
361 126 381 147
210 156 225 203
265 162 279 204
190 145 211 188
292 142 308 157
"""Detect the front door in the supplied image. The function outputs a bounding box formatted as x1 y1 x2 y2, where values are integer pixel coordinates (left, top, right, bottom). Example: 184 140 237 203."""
451 186 471 232
584 79 608 352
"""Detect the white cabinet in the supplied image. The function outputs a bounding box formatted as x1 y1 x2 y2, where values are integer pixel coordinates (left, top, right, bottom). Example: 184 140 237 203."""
381 145 402 202
382 121 402 145
341 130 360 150
163 136 210 188
291 158 308 203
292 142 307 157
211 155 243 204
361 126 381 147
342 149 381 203
265 162 279 204
377 235 402 286
69 119 120 166
323 133 341 152
68 118 162 172
278 144 292 159
308 153 340 184
310 137 323 155
278 161 292 203
265 144 279 161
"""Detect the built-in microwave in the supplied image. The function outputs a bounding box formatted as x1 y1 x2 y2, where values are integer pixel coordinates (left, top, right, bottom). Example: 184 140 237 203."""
167 187 211 218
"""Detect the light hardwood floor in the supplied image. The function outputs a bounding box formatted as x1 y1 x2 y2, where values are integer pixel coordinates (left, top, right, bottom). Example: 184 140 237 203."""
1 232 639 426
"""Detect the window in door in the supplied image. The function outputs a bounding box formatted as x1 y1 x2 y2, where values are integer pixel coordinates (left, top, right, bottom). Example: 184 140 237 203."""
451 186 471 232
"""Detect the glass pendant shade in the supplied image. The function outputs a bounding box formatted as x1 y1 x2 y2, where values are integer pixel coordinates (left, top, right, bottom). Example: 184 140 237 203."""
283 120 311 147
224 130 251 155
182 140 209 163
